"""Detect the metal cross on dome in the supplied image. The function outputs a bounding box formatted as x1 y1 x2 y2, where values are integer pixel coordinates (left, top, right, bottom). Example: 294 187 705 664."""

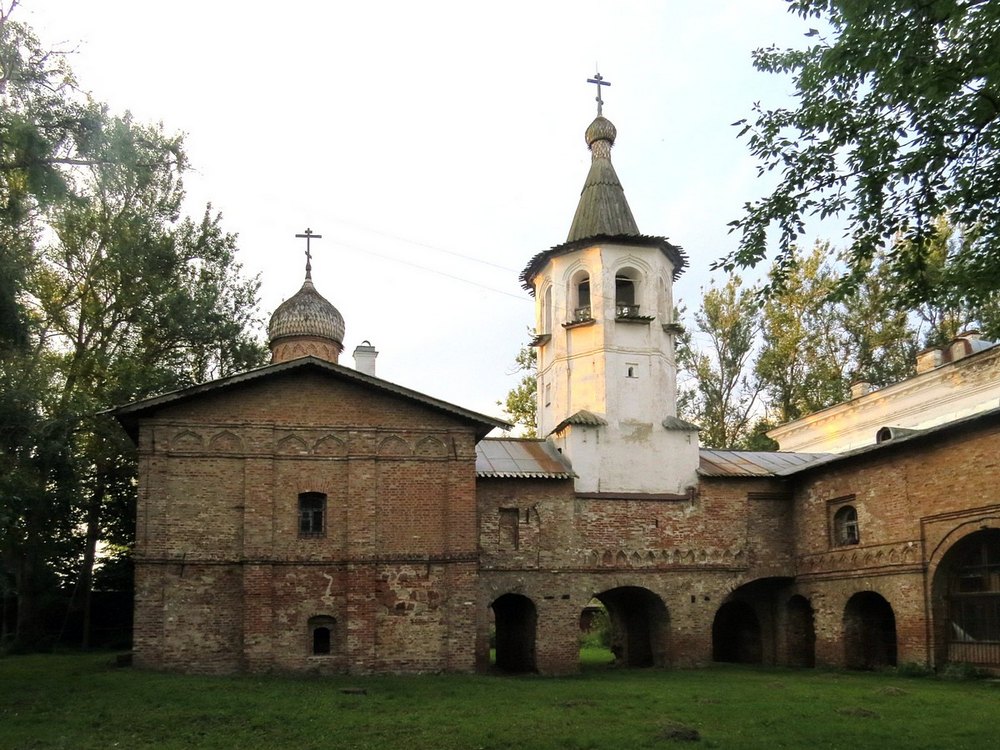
295 228 322 279
587 70 611 117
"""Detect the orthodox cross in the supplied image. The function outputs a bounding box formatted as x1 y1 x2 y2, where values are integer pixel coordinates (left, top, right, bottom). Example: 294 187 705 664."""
295 228 322 278
587 71 611 116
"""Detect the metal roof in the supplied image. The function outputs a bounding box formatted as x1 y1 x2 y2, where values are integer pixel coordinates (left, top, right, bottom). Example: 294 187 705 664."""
698 450 832 478
519 234 686 293
476 438 576 479
111 356 510 442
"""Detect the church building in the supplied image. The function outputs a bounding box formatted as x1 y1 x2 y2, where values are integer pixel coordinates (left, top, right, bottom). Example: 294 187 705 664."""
114 91 1000 675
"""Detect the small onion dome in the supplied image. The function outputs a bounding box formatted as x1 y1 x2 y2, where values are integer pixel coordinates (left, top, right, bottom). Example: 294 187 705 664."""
585 116 617 148
268 277 345 364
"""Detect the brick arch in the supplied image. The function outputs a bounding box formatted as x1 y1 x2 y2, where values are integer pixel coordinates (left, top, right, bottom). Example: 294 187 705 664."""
414 436 448 457
927 516 1000 572
377 435 412 456
171 429 203 450
276 434 309 455
313 435 347 457
209 430 242 453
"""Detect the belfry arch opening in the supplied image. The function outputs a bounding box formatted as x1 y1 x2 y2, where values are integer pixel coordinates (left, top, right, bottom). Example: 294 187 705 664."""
615 267 640 317
570 270 592 322
843 591 897 669
490 593 537 673
593 586 669 667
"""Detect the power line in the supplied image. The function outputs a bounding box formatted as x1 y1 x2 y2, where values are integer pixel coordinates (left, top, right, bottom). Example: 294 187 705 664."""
327 216 520 274
330 240 530 302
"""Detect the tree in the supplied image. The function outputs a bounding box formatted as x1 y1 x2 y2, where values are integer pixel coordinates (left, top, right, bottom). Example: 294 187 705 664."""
500 343 537 437
727 0 1000 307
677 277 763 449
0 4 266 649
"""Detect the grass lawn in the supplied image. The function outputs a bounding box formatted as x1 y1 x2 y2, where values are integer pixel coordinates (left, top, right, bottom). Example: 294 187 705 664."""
1 653 997 749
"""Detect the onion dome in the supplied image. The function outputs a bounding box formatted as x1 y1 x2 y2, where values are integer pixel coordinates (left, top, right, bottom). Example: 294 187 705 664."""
268 266 345 364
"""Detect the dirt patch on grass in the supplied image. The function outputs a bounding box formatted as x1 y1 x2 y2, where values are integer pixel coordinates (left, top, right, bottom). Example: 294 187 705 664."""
657 723 701 742
876 686 908 696
836 707 880 718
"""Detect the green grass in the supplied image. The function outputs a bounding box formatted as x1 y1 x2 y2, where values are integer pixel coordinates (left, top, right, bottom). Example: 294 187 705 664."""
1 653 997 749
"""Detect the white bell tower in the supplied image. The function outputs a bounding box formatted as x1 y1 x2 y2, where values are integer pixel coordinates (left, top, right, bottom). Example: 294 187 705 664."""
521 82 699 494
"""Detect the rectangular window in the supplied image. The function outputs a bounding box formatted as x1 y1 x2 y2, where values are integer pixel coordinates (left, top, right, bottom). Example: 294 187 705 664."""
299 492 326 536
499 508 519 550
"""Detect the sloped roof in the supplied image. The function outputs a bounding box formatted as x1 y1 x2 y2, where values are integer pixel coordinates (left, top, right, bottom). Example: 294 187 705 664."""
550 408 608 435
776 404 1000 476
520 234 686 293
475 438 576 479
110 355 509 442
566 114 636 243
698 450 832 477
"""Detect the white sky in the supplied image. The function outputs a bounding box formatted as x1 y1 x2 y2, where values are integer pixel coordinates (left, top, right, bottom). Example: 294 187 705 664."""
24 0 815 421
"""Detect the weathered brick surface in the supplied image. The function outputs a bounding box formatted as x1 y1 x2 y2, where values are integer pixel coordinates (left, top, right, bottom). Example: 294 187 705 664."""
133 369 480 674
131 365 1000 675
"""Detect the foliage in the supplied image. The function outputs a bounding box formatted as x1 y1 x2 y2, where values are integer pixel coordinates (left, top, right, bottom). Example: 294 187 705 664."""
0 3 266 650
3 653 1000 749
727 0 1000 308
677 277 763 449
499 341 536 437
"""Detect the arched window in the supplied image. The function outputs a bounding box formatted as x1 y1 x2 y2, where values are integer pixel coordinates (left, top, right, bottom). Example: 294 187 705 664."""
299 492 326 536
833 505 859 546
572 272 592 322
615 270 639 318
308 615 336 655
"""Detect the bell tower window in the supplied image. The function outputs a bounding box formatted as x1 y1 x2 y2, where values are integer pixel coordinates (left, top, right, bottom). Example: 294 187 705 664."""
574 275 592 322
616 269 640 318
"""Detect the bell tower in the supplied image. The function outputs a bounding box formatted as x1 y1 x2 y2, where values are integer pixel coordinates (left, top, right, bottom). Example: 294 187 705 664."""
520 77 699 494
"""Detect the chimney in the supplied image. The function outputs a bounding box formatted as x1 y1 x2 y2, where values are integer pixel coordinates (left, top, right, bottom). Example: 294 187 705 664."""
915 347 942 374
850 381 871 399
353 340 378 376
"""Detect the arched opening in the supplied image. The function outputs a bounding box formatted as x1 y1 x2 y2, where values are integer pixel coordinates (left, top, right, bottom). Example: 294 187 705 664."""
615 268 640 318
843 591 897 669
712 601 762 664
786 595 816 668
570 271 592 323
491 593 537 673
594 586 669 667
307 615 336 656
932 528 1000 668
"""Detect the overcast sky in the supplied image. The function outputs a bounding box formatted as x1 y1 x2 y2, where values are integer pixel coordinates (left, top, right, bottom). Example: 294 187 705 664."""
24 0 816 422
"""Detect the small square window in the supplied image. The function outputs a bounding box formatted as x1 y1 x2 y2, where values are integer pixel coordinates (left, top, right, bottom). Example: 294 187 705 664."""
626 363 638 378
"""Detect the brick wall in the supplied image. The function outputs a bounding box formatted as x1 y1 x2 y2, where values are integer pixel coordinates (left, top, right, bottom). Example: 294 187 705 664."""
133 368 481 674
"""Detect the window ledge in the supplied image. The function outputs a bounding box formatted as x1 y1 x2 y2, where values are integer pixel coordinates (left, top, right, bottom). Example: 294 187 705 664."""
616 315 654 324
662 322 684 334
529 333 551 347
563 318 596 330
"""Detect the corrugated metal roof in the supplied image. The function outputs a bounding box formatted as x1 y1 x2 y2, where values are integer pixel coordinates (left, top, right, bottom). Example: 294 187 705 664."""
476 438 576 479
698 450 832 477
